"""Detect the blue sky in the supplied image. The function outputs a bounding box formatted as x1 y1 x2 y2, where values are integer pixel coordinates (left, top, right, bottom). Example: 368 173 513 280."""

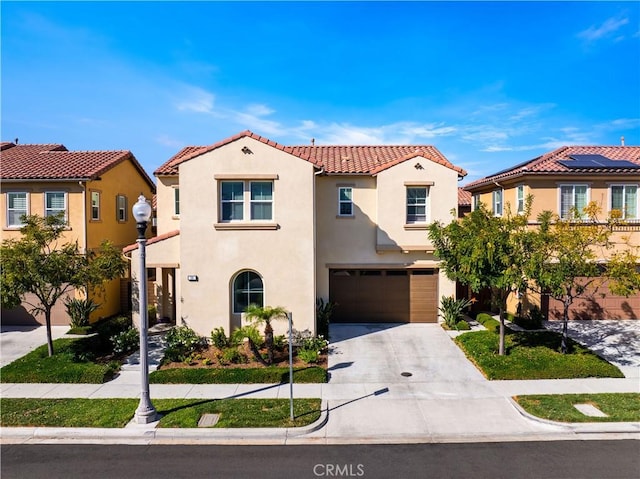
2 1 639 183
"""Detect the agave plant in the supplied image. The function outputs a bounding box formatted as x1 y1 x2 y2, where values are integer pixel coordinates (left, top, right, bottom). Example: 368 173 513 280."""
64 297 100 328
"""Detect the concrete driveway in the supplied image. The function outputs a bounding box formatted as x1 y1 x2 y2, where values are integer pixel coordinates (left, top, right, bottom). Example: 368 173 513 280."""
0 325 69 367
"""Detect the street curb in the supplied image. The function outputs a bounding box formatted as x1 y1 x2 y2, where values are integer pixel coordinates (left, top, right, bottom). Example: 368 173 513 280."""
0 400 329 444
508 397 640 434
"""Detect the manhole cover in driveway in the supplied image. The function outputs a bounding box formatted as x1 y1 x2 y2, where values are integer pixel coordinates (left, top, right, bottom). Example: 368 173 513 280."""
198 414 220 427
401 372 413 377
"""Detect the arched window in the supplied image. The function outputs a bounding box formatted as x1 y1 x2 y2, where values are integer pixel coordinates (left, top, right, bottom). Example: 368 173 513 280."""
232 271 264 313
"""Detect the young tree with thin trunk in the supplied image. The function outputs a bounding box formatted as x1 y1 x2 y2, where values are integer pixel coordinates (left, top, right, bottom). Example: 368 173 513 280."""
428 199 533 355
1 214 127 356
527 203 640 353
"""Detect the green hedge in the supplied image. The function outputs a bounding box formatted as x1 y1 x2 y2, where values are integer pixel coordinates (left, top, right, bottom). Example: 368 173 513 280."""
475 313 500 332
150 366 328 384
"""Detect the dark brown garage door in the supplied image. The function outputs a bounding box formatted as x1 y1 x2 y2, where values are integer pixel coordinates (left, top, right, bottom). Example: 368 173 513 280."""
329 269 438 323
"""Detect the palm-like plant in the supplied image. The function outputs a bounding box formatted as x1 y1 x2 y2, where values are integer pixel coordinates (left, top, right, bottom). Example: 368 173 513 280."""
243 304 288 365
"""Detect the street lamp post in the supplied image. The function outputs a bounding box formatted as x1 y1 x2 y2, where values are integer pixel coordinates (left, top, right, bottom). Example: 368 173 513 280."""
132 194 158 424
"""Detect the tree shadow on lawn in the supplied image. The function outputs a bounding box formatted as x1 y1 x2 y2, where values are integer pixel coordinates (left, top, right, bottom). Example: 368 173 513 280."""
504 330 580 355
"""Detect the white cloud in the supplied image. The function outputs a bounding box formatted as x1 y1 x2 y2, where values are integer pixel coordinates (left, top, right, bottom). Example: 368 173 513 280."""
175 87 215 113
578 16 630 42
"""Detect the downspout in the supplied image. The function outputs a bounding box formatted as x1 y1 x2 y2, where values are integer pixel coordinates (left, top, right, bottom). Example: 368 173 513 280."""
79 181 88 254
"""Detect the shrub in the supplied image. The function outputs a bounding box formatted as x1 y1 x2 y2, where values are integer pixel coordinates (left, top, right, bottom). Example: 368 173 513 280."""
273 334 287 350
476 313 500 333
64 297 100 328
211 327 229 349
299 335 328 352
298 348 320 364
148 304 158 324
164 326 207 363
438 296 474 328
111 328 140 355
455 320 471 331
316 298 335 339
219 347 248 365
230 325 263 347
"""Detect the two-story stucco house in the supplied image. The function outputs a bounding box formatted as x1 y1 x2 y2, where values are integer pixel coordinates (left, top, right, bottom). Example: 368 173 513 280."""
125 131 466 337
1 141 156 325
464 145 640 320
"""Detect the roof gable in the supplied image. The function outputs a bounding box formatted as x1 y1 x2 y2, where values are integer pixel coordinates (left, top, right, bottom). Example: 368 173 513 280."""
154 131 466 177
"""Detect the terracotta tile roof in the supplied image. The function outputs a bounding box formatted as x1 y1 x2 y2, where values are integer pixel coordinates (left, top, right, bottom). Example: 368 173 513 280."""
0 142 156 190
458 187 472 206
154 131 466 177
123 229 180 253
465 146 640 190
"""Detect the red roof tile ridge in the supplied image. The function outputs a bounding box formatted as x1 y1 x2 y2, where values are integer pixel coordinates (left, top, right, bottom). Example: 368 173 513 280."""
123 229 180 253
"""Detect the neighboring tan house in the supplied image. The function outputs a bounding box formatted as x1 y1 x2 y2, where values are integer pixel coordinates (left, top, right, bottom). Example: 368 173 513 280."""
464 145 640 320
125 131 467 337
1 141 156 325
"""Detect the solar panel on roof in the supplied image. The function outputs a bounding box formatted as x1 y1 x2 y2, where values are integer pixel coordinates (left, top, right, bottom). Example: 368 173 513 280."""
558 154 639 169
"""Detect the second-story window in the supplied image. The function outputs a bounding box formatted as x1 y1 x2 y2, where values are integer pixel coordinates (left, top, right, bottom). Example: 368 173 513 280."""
516 185 525 214
338 187 353 216
250 182 273 220
91 191 101 221
45 192 67 221
221 181 244 221
406 186 428 223
116 195 127 222
611 184 638 220
560 184 588 219
472 193 480 211
6 192 28 227
174 188 180 216
492 189 503 216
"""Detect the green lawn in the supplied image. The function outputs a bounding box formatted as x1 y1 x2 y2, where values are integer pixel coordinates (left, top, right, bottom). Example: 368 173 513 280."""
515 393 640 423
0 338 118 383
454 330 623 380
0 398 322 428
149 366 328 384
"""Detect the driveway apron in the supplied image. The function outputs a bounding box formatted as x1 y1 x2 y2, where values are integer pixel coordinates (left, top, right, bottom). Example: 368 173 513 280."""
318 323 555 441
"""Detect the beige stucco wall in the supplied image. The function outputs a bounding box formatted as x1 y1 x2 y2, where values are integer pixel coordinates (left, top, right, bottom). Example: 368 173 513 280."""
314 155 460 314
130 233 181 328
174 137 316 337
155 175 180 235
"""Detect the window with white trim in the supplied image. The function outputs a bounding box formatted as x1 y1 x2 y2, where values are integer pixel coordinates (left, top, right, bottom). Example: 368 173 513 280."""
560 184 588 219
220 181 273 222
250 182 273 220
91 191 101 221
116 195 127 222
45 192 67 221
611 184 638 220
232 270 264 313
173 188 180 216
492 189 503 216
406 186 428 223
472 193 480 211
516 185 525 214
338 187 353 216
6 192 28 227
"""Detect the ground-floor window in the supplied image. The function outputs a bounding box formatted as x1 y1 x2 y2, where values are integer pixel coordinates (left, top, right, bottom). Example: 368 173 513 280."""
232 270 264 313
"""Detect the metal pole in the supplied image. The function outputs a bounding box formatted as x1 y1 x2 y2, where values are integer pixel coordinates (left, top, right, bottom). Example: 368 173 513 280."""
288 312 294 421
135 220 157 424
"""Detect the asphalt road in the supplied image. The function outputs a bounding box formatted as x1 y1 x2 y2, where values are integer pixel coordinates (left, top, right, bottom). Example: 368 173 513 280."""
1 441 638 479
